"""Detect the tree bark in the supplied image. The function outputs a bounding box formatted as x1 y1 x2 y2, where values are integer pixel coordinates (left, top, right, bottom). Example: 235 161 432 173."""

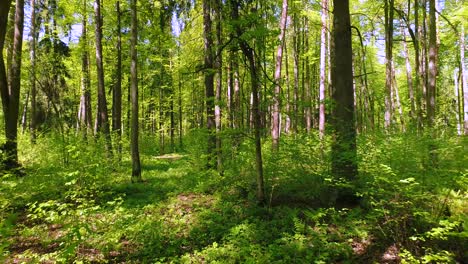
384 0 394 130
272 0 288 150
130 0 141 182
319 0 328 138
426 0 436 127
402 24 416 125
29 0 37 143
460 26 467 134
94 0 113 156
331 0 357 181
113 1 122 158
203 0 216 168
78 0 92 137
214 0 223 171
1 0 23 170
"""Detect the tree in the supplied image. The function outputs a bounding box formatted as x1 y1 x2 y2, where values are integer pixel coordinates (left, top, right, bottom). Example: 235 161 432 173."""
94 0 113 156
384 0 394 130
319 0 328 138
202 0 216 169
271 0 288 150
426 0 437 127
1 0 23 170
230 0 265 204
130 0 141 182
113 0 122 158
29 0 38 143
331 0 357 182
77 0 93 137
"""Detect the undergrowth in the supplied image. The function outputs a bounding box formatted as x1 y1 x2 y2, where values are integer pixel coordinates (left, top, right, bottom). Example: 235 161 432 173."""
0 131 466 263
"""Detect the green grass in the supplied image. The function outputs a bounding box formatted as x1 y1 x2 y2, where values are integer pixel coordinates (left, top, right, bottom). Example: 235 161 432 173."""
0 132 467 263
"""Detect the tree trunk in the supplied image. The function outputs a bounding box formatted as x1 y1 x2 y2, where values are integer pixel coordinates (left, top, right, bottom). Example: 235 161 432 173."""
113 1 122 158
203 0 216 168
94 0 113 156
292 14 299 134
230 0 265 204
1 0 23 170
402 25 416 125
319 0 328 138
214 0 223 171
29 0 37 143
130 0 141 182
78 0 92 137
331 0 357 181
272 0 288 150
460 26 467 134
384 0 394 130
426 0 436 127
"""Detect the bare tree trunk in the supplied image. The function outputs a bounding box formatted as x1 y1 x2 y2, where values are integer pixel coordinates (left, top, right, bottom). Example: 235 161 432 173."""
1 0 23 170
203 0 216 168
113 1 122 158
94 0 113 156
454 69 461 135
400 26 416 127
319 0 328 138
392 64 405 131
272 0 288 150
29 0 37 143
292 14 299 134
384 0 394 130
460 25 468 135
78 0 92 138
426 0 436 127
21 89 29 133
214 0 223 171
331 0 357 181
130 0 141 182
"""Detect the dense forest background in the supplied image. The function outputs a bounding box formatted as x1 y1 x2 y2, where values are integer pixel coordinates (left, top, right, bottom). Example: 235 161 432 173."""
0 0 467 262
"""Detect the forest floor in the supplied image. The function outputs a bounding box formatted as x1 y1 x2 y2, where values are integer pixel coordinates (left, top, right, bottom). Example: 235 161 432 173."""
1 134 467 263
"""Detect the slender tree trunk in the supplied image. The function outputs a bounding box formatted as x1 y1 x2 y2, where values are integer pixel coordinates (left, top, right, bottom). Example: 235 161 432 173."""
113 1 122 158
130 0 141 181
331 0 357 181
230 0 265 204
384 0 394 130
460 25 467 135
304 18 312 133
94 0 113 156
214 0 223 171
78 0 92 138
203 0 216 168
319 0 328 138
21 88 29 134
29 0 37 143
427 0 436 127
414 0 423 130
292 14 299 134
272 0 288 150
1 0 23 170
392 64 405 131
454 69 461 135
402 25 416 124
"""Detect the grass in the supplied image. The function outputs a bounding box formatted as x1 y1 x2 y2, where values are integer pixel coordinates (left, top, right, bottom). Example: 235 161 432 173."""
0 132 467 263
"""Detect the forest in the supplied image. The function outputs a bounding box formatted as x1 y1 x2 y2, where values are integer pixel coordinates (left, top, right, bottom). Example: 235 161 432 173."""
0 0 467 262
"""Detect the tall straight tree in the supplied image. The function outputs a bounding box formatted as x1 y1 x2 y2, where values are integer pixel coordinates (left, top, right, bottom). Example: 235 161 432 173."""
384 0 394 130
77 0 93 136
318 0 328 139
1 0 23 170
426 0 437 127
29 0 37 143
271 0 288 150
94 0 113 155
461 25 468 135
202 0 216 168
113 1 122 157
130 0 141 182
331 0 357 181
